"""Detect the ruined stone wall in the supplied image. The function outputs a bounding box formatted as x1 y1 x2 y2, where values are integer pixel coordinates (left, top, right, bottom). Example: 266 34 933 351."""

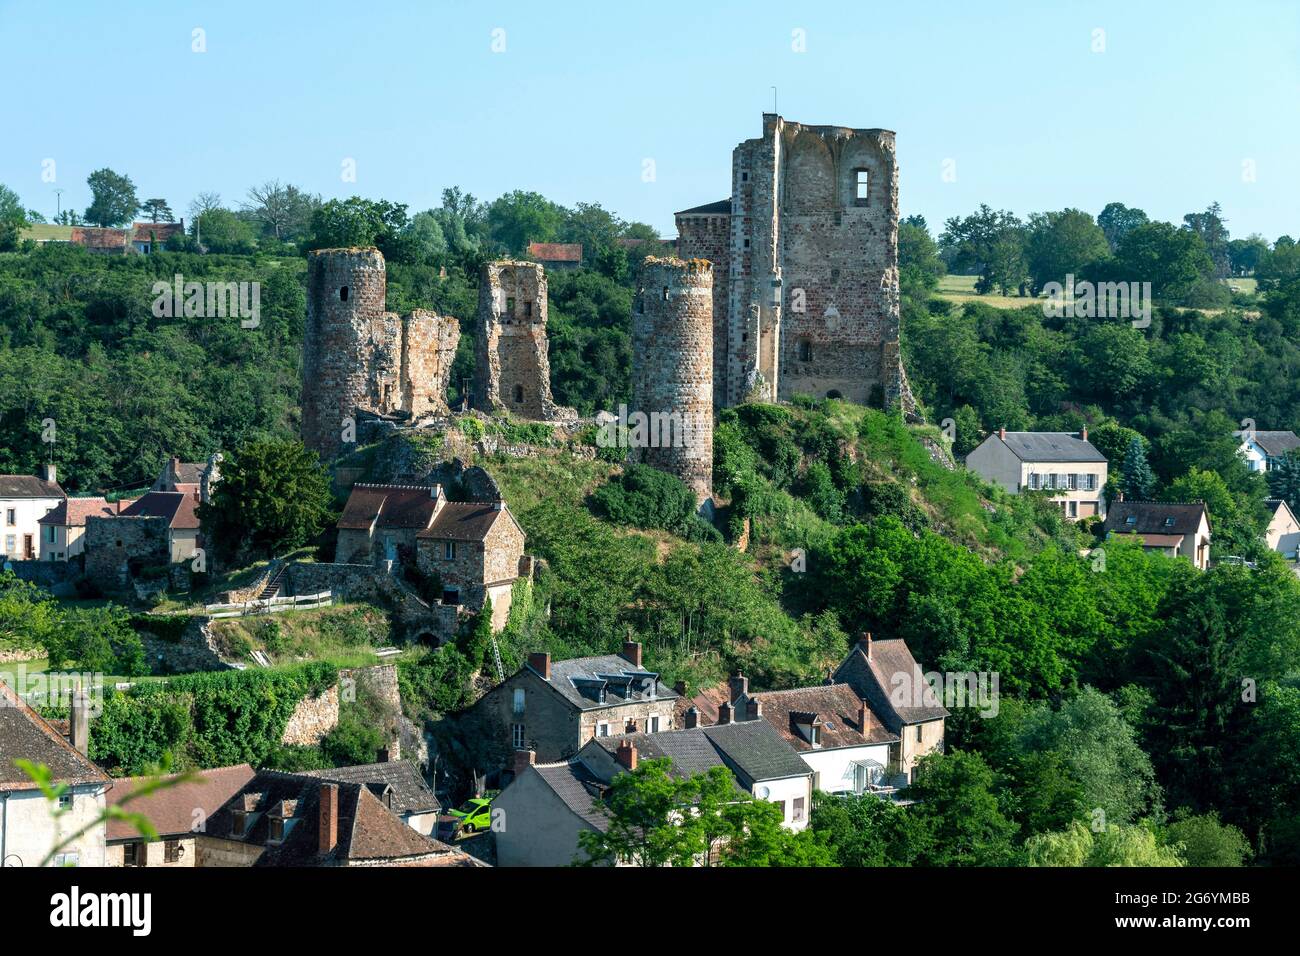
280 683 340 745
674 212 731 412
83 516 169 592
473 261 571 421
726 115 905 409
302 248 460 461
632 257 714 503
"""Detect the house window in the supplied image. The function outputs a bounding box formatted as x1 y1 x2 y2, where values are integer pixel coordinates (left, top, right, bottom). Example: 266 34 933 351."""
854 169 870 204
53 852 79 867
58 792 72 810
597 722 609 737
268 817 284 843
506 296 515 315
1125 515 1137 526
5 509 13 526
1164 517 1176 527
743 239 750 249
1027 474 1039 490
512 688 525 715
164 840 183 863
340 286 349 302
649 715 660 733
123 842 142 867
797 339 812 362
512 723 525 749
662 286 670 302
46 525 56 543
524 301 532 319
513 384 524 404
1085 474 1096 491
232 811 247 837
443 541 456 561
4 535 13 554
793 797 806 822
916 725 923 743
741 171 749 182
442 588 460 606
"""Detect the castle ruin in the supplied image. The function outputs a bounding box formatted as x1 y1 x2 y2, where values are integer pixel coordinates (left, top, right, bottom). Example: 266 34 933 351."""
631 256 714 504
302 248 460 461
676 113 915 413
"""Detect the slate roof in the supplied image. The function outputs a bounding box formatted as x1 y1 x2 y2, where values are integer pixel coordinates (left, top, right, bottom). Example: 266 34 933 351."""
1267 498 1297 520
749 684 899 750
418 501 512 542
1251 431 1300 457
205 769 471 867
1105 500 1210 538
673 681 731 726
0 475 64 499
675 199 732 216
532 653 677 711
39 497 126 527
337 484 443 532
997 431 1106 463
531 761 610 831
119 491 200 530
105 764 255 841
589 721 810 785
834 638 950 731
0 682 109 793
527 242 583 263
299 760 440 816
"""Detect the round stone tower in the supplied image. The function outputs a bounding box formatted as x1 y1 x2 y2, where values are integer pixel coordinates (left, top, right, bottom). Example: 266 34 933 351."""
302 247 388 461
632 256 714 505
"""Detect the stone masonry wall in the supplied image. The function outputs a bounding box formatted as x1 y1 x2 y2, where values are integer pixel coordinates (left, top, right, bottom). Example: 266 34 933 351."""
83 515 169 591
632 257 714 503
674 212 731 412
280 683 340 745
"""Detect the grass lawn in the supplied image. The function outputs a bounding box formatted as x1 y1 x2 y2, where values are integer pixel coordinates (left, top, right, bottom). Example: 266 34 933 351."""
935 274 1039 310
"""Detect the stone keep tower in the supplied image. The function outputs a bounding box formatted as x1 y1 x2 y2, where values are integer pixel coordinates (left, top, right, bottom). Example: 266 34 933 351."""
632 257 713 504
676 114 914 414
473 260 568 420
302 248 460 461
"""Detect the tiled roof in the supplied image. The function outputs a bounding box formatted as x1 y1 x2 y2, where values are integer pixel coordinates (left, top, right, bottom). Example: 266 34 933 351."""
589 721 810 785
998 432 1106 463
749 684 898 750
337 484 442 532
39 497 126 527
131 222 184 245
1105 500 1209 538
417 501 510 542
588 728 738 784
675 199 732 216
834 638 950 730
0 475 64 499
71 227 128 251
532 653 677 712
106 764 255 840
119 491 200 530
0 682 109 792
531 761 610 831
1251 431 1300 457
299 760 439 816
673 681 730 726
526 242 582 263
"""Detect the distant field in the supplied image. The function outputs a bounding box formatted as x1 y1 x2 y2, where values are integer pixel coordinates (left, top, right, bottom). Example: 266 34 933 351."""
935 274 1038 310
1224 277 1257 294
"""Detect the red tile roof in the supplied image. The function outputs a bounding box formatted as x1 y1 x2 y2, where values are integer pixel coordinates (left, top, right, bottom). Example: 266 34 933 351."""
40 497 128 526
71 227 129 251
337 484 443 531
106 764 256 841
750 684 898 749
131 222 184 245
527 242 582 263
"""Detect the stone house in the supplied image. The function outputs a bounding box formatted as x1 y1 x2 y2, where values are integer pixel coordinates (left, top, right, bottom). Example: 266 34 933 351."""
526 242 583 271
0 468 64 563
151 453 221 503
460 642 678 768
336 483 447 567
38 497 128 561
495 720 813 866
298 760 442 836
1240 429 1300 473
130 220 185 254
82 491 202 590
832 634 949 784
965 428 1108 519
0 683 109 868
106 764 255 867
1103 499 1213 570
1265 498 1300 560
196 770 479 867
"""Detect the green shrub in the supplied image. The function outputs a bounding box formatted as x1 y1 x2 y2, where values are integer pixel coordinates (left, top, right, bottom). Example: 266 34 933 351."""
591 463 720 542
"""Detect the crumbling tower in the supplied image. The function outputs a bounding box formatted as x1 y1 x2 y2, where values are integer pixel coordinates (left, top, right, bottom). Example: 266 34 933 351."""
302 248 459 461
632 256 714 505
473 260 571 420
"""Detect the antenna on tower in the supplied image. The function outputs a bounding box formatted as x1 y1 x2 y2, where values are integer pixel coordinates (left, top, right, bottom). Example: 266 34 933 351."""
53 188 64 220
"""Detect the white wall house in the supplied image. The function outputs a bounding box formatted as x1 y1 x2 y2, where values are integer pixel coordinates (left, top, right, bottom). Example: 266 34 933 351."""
1265 499 1300 560
1240 431 1300 473
1104 499 1213 570
965 429 1108 519
0 470 64 562
38 497 127 561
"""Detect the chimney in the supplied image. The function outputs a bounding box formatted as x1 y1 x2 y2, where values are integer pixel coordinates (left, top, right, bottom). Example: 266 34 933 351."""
728 673 748 704
512 749 535 778
69 689 89 756
319 783 339 854
170 456 181 480
673 680 688 697
859 632 873 659
615 739 638 771
1116 490 1125 502
528 651 551 680
621 640 643 668
718 701 732 725
998 426 1007 440
859 699 872 738
747 698 763 721
1080 426 1089 443
684 706 699 729
43 463 56 484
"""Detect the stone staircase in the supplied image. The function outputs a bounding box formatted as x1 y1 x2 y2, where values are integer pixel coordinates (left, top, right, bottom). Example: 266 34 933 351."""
258 564 287 601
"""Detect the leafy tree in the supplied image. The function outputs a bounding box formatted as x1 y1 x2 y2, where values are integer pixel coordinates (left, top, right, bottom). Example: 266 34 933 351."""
243 181 319 242
199 438 333 562
139 198 174 223
898 219 946 298
908 750 1020 866
1162 812 1251 866
1182 201 1230 278
1097 202 1150 251
1266 450 1300 514
83 168 139 227
1025 820 1184 866
811 790 928 865
0 571 60 651
193 207 257 254
1106 221 1216 305
486 190 565 255
591 463 719 542
939 205 1027 295
0 183 25 250
576 757 704 867
1024 208 1110 293
1119 436 1156 499
44 605 147 676
307 197 411 261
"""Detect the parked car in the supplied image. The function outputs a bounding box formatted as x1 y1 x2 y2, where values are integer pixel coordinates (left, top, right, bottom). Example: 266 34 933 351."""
437 795 495 840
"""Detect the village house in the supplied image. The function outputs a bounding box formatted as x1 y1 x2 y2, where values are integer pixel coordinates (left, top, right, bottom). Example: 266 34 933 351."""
117 491 202 564
130 220 185 254
38 497 129 561
494 719 813 867
106 764 255 867
1264 498 1300 560
1239 429 1300 473
460 642 678 769
0 468 64 563
526 241 583 271
1104 499 1213 570
337 483 446 567
0 684 109 868
298 760 441 835
832 634 949 784
151 453 221 503
197 770 479 867
965 428 1108 519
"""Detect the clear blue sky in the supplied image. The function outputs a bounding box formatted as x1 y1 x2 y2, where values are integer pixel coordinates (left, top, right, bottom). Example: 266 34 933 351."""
3 0 1297 239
